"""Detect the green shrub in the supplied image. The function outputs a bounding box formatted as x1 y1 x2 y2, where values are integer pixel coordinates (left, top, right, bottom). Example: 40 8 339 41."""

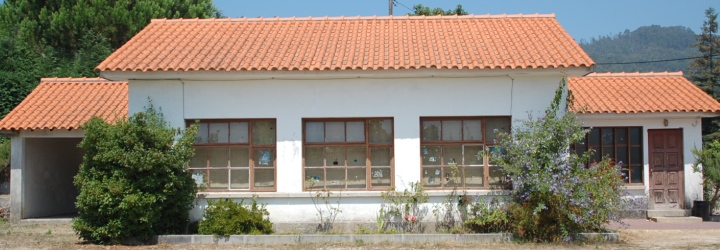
692 140 720 211
379 182 429 233
72 104 198 244
198 198 273 236
464 198 510 233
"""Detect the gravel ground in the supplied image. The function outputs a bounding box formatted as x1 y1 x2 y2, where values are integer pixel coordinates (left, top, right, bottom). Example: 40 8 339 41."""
0 220 719 249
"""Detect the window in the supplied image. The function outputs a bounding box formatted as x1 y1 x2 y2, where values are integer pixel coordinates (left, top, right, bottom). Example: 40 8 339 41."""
188 119 276 191
420 117 511 189
303 118 393 190
574 127 643 184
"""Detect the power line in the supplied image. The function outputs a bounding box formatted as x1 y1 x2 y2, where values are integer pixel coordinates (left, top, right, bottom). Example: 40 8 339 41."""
393 0 414 13
596 54 720 65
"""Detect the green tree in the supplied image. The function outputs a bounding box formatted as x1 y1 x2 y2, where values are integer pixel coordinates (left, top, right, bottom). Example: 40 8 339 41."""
72 105 198 244
688 8 720 141
0 0 221 120
409 4 468 16
0 0 221 56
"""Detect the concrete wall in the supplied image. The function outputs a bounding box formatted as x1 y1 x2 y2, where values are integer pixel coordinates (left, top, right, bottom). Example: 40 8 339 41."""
22 138 83 218
580 115 704 209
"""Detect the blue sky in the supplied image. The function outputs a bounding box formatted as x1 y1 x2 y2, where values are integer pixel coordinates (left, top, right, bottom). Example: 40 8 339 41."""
214 0 720 42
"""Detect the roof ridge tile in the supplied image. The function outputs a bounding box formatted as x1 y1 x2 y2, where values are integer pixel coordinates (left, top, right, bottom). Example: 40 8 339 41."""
584 71 684 77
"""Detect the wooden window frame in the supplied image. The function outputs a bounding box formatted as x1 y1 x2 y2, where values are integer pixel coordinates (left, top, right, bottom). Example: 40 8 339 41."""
574 127 644 185
420 116 511 190
187 119 277 192
302 118 394 191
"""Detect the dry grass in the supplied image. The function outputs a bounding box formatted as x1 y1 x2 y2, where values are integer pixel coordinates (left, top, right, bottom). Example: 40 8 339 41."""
0 221 718 249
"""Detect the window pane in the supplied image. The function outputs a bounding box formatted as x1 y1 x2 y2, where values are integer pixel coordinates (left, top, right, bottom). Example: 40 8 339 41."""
326 147 345 166
422 121 441 141
589 147 601 163
589 128 600 146
191 169 207 186
254 168 275 188
444 166 463 188
465 167 484 188
347 147 366 166
631 165 643 183
230 148 249 167
209 148 228 168
196 123 208 144
444 146 462 165
325 122 345 142
442 120 462 141
209 123 229 143
621 168 630 183
602 128 614 145
423 167 442 187
229 122 249 143
486 118 510 143
422 146 441 166
630 147 642 164
602 147 615 160
305 147 324 167
464 145 484 165
616 128 627 145
371 147 392 166
189 148 208 168
629 127 641 145
617 147 628 166
575 146 587 158
347 168 366 189
369 119 393 144
252 121 276 145
305 169 324 189
346 121 365 142
371 168 391 187
327 168 345 189
254 149 274 167
230 169 249 189
489 166 506 188
306 122 324 143
463 120 482 141
208 169 228 189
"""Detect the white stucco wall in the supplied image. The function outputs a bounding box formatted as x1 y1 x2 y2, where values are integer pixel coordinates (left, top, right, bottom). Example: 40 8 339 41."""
123 70 575 224
580 114 705 209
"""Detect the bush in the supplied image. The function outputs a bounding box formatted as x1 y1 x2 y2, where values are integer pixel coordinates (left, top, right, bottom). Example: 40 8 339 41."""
493 78 627 242
379 182 429 233
198 199 273 236
692 140 720 211
72 104 198 244
464 198 510 233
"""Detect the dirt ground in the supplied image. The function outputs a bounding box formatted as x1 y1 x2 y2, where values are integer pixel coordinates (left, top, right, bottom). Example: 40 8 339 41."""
0 222 719 249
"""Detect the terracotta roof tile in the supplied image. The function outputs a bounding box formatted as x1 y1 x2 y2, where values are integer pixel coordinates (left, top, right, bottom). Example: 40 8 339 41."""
97 14 594 72
568 72 720 114
0 78 128 131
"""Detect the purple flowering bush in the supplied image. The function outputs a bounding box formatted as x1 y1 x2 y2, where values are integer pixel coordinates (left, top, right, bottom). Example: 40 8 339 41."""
493 78 627 242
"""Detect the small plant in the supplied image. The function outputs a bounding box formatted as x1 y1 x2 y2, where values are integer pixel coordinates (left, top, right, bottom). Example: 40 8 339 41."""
379 182 429 233
432 162 472 233
693 140 720 212
464 197 510 233
307 178 343 232
198 197 273 236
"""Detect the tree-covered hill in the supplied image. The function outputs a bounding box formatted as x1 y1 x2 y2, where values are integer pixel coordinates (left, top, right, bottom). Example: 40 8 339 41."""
580 25 700 73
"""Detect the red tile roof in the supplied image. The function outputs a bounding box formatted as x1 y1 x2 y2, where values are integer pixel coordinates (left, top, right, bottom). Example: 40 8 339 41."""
97 14 595 72
0 78 128 131
568 72 720 114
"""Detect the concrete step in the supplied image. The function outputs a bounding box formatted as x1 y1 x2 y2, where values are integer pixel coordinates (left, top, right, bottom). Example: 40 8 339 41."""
649 216 703 223
647 209 690 218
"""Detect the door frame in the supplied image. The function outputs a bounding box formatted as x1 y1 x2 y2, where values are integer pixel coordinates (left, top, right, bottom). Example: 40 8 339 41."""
648 128 684 210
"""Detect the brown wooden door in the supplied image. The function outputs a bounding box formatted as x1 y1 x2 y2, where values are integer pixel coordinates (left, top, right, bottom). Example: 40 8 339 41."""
648 129 684 209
